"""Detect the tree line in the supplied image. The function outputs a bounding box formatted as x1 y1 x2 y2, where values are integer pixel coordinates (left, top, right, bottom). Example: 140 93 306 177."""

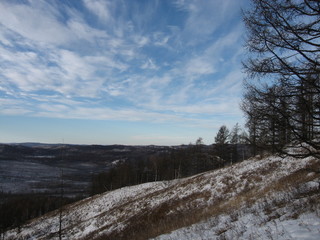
91 124 252 195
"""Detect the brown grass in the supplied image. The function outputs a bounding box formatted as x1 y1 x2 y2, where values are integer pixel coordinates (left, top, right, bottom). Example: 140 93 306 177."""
80 158 320 240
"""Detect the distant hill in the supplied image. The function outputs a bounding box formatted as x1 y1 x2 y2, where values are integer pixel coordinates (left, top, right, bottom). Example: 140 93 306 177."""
0 143 176 196
6 142 68 147
0 143 253 196
4 143 320 240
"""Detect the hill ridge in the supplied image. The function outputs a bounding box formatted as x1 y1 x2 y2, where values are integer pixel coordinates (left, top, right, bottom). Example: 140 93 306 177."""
4 150 320 240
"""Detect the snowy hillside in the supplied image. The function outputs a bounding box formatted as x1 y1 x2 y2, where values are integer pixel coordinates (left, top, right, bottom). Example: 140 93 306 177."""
4 147 320 240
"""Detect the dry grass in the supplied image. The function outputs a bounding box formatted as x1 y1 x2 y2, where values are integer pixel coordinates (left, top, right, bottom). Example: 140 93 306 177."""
90 157 320 240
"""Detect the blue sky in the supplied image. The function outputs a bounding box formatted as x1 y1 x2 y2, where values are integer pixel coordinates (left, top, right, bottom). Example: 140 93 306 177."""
0 0 249 145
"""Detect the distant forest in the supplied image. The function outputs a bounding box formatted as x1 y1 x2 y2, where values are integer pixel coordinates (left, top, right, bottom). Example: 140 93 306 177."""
91 139 252 195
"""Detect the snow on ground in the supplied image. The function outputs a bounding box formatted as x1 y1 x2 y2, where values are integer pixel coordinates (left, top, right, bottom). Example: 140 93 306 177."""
152 180 320 240
4 147 320 240
153 211 320 240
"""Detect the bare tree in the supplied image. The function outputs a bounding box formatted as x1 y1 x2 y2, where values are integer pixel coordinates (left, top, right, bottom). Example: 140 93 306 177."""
58 143 65 240
59 168 63 240
229 123 241 144
215 125 230 145
214 126 230 162
242 0 320 155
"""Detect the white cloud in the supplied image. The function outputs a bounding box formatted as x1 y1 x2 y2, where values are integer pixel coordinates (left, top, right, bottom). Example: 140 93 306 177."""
174 0 241 45
0 26 14 46
83 0 113 22
67 19 108 43
0 107 32 116
85 55 128 71
184 57 216 76
0 46 55 92
133 35 149 48
205 23 244 58
153 32 170 47
0 98 33 115
0 0 110 50
38 103 70 113
32 104 180 123
0 1 72 45
166 101 241 115
207 69 244 97
0 39 129 99
141 59 158 70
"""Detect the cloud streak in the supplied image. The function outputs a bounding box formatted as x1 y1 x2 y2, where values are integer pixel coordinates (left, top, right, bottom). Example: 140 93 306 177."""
0 0 248 143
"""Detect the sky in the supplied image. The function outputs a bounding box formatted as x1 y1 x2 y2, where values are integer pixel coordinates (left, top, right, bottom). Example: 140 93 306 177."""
0 0 249 145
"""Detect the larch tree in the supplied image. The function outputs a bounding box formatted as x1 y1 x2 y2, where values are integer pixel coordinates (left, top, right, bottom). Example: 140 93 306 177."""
242 0 320 156
215 125 230 145
214 125 230 162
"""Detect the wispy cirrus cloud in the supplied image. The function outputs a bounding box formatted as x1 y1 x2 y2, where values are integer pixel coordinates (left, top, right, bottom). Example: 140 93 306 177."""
83 0 113 23
0 0 248 145
174 0 243 45
0 1 72 45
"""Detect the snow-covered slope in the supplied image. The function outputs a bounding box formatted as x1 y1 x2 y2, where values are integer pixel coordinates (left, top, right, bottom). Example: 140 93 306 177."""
4 150 320 240
153 179 320 240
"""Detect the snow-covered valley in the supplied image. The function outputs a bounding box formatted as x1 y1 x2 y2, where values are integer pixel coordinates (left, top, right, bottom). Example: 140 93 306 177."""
4 146 320 240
